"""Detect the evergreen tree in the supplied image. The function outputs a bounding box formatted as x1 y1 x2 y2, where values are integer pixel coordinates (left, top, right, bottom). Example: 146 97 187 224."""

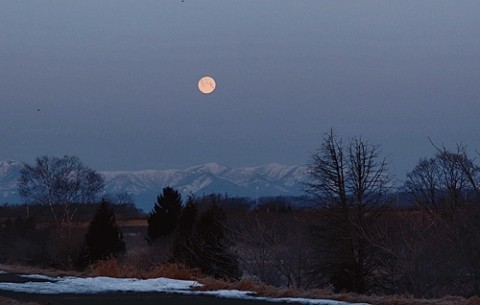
147 187 183 241
78 199 125 268
170 196 199 267
196 200 241 279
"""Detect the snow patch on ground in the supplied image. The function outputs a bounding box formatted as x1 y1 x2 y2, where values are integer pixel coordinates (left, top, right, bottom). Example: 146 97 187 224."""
200 290 370 305
0 273 370 305
200 289 254 299
20 274 58 281
0 274 198 294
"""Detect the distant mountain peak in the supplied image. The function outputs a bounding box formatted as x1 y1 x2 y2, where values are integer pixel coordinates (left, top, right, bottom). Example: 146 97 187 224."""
0 159 309 211
0 159 22 169
104 163 309 210
0 159 23 177
185 162 230 175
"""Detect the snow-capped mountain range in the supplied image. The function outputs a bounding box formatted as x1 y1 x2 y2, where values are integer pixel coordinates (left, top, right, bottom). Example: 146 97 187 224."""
0 160 22 203
0 160 309 211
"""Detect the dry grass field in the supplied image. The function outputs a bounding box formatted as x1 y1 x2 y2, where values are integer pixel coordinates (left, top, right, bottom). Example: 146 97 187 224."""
2 261 480 305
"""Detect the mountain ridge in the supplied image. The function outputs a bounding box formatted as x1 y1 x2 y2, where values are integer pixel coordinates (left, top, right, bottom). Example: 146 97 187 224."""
0 160 309 211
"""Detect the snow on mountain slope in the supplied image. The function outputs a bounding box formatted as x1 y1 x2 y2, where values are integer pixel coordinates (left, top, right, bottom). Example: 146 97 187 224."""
0 160 23 202
101 163 309 210
0 160 309 210
0 160 22 184
185 162 229 175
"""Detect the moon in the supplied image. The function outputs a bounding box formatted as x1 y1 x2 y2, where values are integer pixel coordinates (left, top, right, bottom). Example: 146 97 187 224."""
198 76 216 94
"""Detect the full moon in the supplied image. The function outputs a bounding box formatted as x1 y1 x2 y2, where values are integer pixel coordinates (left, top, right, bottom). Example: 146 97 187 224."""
198 76 216 94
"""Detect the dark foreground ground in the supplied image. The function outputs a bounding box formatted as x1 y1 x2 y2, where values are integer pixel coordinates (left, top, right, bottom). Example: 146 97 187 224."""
0 291 287 305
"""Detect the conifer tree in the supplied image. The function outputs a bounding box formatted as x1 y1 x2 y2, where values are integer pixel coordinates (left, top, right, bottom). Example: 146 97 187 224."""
170 196 199 267
78 199 125 267
196 200 241 279
147 187 183 241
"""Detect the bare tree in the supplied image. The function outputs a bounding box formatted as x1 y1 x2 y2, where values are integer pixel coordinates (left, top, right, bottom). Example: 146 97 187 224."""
18 155 104 234
306 130 390 293
399 143 480 297
404 144 479 217
372 208 454 297
404 158 440 212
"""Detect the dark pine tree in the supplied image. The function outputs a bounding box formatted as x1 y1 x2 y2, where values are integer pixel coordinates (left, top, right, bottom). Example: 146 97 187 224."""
196 200 241 279
147 187 183 241
77 199 125 268
170 196 199 267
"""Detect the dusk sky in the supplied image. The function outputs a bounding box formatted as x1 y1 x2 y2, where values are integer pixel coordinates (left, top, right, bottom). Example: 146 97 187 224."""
1 1 480 180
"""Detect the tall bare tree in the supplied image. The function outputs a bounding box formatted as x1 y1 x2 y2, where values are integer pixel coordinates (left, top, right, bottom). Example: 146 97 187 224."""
18 155 104 233
404 144 479 216
306 130 389 293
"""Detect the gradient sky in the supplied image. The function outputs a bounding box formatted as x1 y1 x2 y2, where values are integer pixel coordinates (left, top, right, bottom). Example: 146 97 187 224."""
1 1 480 180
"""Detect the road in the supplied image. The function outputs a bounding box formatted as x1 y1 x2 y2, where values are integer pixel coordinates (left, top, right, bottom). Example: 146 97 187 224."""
0 291 285 305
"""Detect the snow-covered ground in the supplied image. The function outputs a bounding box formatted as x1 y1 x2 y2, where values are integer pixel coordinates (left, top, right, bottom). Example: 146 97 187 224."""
0 271 369 305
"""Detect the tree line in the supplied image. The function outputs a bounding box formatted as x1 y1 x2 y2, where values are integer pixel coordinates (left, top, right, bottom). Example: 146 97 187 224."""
146 188 240 279
2 133 480 299
304 130 480 297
